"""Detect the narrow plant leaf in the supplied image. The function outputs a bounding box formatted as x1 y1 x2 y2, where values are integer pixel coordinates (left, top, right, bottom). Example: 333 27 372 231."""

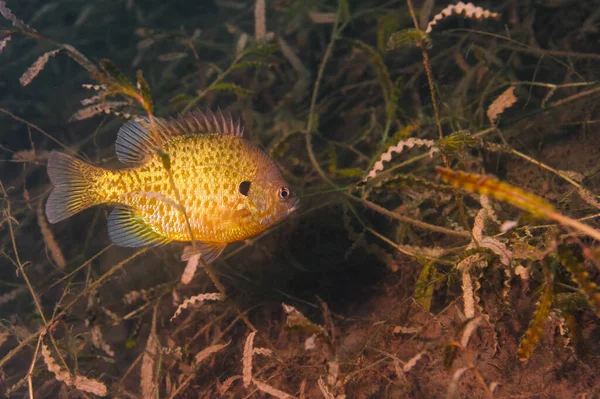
439 168 600 242
440 130 478 154
195 341 229 365
62 44 100 75
230 60 268 70
387 28 432 50
243 331 257 388
253 347 273 357
460 316 482 348
402 351 429 372
436 167 555 218
157 52 187 62
282 303 326 335
558 247 600 317
0 0 34 32
0 35 10 55
170 292 223 321
20 49 61 87
376 12 402 51
443 343 459 371
70 101 128 121
339 0 351 23
91 325 114 357
327 144 337 175
518 281 553 362
461 269 475 318
242 43 279 57
0 286 26 305
414 261 438 312
253 379 298 399
446 367 469 399
456 254 487 318
37 198 65 270
426 1 500 34
362 137 439 184
140 332 157 398
577 187 600 210
123 283 170 305
383 122 420 149
487 86 517 123
308 12 336 24
209 82 255 97
335 168 364 178
136 69 153 113
100 58 135 90
169 92 193 105
180 251 199 285
42 343 108 396
317 377 335 399
218 376 241 396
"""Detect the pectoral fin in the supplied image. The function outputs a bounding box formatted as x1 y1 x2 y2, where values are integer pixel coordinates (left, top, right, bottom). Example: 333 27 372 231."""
181 242 227 264
108 206 169 247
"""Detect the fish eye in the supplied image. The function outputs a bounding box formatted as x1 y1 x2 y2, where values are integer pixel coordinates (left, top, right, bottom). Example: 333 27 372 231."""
278 186 290 201
238 181 251 196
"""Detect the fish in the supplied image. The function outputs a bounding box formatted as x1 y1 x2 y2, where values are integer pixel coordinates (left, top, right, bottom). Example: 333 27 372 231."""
45 109 299 263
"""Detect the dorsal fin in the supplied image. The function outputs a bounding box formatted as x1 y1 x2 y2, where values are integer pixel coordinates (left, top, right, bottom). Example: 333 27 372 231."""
115 109 245 165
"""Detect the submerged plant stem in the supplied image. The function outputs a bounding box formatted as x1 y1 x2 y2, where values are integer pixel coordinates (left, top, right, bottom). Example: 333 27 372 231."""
509 148 583 189
405 0 445 158
305 1 345 188
549 211 600 242
354 194 470 238
0 108 73 154
183 51 247 113
1 181 71 377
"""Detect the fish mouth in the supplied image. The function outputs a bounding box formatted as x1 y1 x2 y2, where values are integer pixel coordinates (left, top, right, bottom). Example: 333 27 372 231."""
288 196 300 215
261 197 300 227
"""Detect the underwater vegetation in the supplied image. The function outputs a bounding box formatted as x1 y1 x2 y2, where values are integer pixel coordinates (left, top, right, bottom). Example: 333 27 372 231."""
0 0 600 397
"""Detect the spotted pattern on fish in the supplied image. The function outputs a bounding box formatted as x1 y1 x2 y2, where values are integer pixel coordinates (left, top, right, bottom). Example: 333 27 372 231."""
45 109 299 261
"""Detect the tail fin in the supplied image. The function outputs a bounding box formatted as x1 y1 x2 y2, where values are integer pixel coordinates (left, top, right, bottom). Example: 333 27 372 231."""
46 150 102 224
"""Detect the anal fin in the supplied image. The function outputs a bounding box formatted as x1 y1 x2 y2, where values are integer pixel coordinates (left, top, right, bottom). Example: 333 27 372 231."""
181 242 227 264
108 206 169 247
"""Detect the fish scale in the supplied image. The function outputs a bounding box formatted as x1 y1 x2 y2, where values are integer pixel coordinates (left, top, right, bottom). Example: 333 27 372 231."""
45 109 299 263
113 140 247 241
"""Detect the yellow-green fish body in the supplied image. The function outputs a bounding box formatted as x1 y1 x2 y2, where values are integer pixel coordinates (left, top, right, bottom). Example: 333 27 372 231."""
46 110 298 262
